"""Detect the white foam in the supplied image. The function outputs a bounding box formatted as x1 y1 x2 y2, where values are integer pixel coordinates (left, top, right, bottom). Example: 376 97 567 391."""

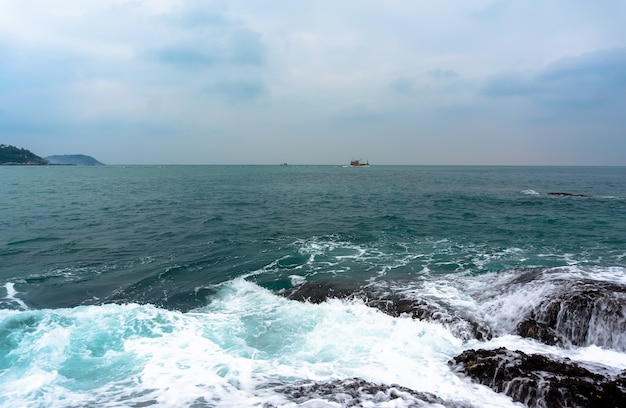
476 334 626 375
192 279 519 406
383 266 626 355
5 272 626 407
4 282 29 310
0 280 523 407
289 274 307 286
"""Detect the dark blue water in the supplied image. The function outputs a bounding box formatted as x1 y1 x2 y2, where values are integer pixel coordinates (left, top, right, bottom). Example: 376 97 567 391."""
1 165 625 407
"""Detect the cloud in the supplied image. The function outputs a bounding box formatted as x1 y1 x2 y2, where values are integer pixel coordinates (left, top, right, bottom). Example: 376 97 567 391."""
1 1 625 164
388 77 416 95
203 80 265 102
151 36 264 67
165 0 230 28
0 1 269 127
540 48 626 82
484 48 626 108
476 47 626 164
388 68 460 97
483 74 534 97
151 13 266 68
427 69 459 80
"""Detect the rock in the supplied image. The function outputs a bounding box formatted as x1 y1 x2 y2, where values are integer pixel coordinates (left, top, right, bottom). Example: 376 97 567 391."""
280 276 626 349
279 281 492 341
547 192 590 197
278 280 358 303
450 347 626 408
521 279 626 350
515 319 564 346
272 377 472 407
364 293 492 341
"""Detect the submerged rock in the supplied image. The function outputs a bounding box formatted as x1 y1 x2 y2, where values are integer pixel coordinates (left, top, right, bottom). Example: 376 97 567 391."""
450 348 626 408
547 192 590 197
273 377 472 407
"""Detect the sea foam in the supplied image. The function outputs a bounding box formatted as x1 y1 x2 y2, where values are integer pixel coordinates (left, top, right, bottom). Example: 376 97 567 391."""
1 279 524 407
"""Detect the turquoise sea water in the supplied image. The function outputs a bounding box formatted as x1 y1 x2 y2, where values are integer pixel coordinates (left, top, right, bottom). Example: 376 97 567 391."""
1 165 626 407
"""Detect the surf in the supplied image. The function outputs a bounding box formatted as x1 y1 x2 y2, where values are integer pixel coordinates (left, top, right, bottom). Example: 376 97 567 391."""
3 272 626 407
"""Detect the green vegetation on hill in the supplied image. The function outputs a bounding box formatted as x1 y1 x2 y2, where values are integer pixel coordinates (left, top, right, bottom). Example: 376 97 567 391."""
45 155 105 166
0 144 48 165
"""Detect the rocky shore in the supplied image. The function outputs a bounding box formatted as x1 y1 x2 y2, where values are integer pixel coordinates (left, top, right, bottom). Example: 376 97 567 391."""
450 348 626 407
272 377 470 407
276 271 626 407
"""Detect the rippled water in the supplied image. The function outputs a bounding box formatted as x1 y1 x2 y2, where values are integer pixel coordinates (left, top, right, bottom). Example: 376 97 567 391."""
1 165 625 407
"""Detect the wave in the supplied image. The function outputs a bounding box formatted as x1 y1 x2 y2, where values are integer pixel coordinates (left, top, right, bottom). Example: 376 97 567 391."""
279 266 626 350
1 282 29 310
3 269 626 407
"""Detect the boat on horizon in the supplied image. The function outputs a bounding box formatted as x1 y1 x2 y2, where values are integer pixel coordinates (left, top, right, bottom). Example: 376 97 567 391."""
350 159 369 167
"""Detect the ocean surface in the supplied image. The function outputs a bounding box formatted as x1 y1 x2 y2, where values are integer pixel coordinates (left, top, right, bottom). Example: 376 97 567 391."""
1 165 625 407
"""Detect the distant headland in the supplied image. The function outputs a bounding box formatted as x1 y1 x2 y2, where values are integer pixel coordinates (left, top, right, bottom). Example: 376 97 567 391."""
45 154 105 166
0 144 104 166
0 144 48 165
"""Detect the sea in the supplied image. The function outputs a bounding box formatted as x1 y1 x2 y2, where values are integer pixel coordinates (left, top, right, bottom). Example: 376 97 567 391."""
1 165 625 407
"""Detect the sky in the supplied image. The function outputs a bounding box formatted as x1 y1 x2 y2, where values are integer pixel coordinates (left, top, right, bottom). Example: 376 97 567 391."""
1 0 625 165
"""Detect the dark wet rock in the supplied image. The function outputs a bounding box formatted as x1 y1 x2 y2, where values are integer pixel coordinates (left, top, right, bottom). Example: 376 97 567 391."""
515 319 564 347
547 192 590 197
279 281 492 341
278 280 360 304
280 275 626 350
521 279 626 351
364 292 493 341
478 268 626 351
508 267 547 285
273 377 473 407
450 347 626 408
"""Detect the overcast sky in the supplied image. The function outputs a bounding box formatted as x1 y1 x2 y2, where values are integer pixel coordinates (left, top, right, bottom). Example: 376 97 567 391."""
1 0 625 165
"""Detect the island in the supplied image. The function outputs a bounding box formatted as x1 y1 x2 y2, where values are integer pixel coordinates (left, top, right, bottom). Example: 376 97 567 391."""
1 144 104 166
45 155 105 166
0 144 48 165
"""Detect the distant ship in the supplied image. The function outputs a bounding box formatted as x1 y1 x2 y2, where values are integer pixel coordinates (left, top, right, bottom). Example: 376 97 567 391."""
350 159 369 167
